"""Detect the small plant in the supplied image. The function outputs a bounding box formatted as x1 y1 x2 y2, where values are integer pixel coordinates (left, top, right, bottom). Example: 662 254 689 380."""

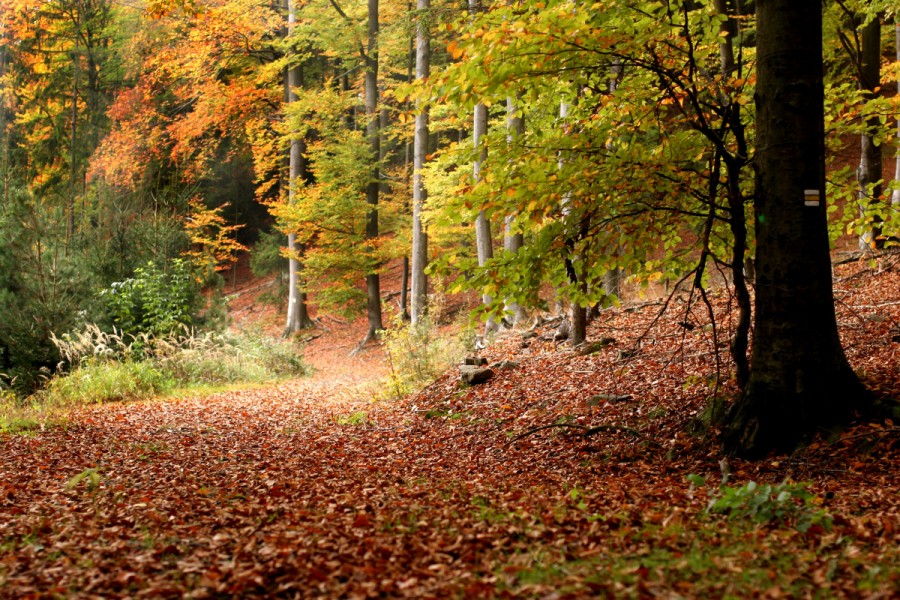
702 478 832 532
66 468 102 492
37 326 310 411
335 411 368 426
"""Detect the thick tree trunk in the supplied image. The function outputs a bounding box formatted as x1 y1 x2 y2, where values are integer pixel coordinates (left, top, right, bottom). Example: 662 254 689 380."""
724 0 868 458
410 0 429 325
857 17 882 250
361 0 384 343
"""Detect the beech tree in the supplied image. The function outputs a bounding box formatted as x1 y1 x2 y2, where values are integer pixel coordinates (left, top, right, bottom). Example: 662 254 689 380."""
723 0 869 457
891 15 900 206
283 0 314 335
410 0 429 324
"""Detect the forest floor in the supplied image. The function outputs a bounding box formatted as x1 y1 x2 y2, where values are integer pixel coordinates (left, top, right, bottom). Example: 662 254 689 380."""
1 258 899 598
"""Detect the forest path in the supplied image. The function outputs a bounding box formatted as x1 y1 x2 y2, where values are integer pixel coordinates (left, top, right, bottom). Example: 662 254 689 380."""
3 264 900 596
1 375 623 597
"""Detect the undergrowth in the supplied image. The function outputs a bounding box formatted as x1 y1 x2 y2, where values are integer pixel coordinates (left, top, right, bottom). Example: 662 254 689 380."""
0 325 309 430
380 312 470 401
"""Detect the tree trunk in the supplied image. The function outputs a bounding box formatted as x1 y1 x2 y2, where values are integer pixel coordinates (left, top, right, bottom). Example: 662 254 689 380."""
410 0 429 325
603 60 624 302
557 100 586 346
399 255 410 320
724 0 868 458
473 101 495 332
715 0 751 388
469 0 494 333
68 30 79 247
283 0 313 336
503 95 527 325
363 0 384 342
857 16 882 250
893 22 900 208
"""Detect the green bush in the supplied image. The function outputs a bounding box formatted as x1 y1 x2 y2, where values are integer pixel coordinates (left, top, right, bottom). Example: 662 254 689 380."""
101 259 203 337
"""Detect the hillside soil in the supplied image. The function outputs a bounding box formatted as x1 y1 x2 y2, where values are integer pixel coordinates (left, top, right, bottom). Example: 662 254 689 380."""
1 257 898 597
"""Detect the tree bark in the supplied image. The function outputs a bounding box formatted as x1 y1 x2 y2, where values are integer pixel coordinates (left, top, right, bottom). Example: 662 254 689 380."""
893 22 900 208
715 0 751 388
473 101 495 331
603 60 624 302
857 16 882 250
469 0 494 333
363 0 384 341
283 0 313 336
503 95 527 325
410 0 429 325
556 100 586 346
724 0 868 458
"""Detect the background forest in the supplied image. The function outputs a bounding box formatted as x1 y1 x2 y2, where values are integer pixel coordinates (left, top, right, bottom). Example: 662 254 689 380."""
1 0 899 409
1 1 900 594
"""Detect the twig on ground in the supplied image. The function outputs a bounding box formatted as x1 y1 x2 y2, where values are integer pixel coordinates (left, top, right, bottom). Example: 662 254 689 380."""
502 422 644 449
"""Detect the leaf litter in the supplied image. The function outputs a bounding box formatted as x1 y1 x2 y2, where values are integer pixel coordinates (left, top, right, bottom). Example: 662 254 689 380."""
1 259 898 598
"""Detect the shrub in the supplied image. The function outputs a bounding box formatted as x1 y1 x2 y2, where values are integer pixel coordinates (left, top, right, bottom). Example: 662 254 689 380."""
150 329 309 386
101 259 203 337
381 313 469 400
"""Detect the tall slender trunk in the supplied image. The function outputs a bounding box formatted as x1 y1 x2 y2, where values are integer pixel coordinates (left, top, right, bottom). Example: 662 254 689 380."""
857 16 882 250
283 0 313 336
68 34 79 246
557 100 586 346
894 22 900 208
469 0 494 333
503 95 527 325
714 0 751 387
363 0 384 341
473 102 493 294
603 60 624 302
410 0 430 325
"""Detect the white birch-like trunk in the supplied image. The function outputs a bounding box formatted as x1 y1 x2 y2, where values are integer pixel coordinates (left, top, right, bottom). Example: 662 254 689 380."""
503 95 527 325
410 0 430 325
283 0 303 336
474 102 495 331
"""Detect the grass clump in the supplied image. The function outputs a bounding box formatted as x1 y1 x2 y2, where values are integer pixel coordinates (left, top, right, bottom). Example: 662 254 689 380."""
32 325 309 409
43 359 172 406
